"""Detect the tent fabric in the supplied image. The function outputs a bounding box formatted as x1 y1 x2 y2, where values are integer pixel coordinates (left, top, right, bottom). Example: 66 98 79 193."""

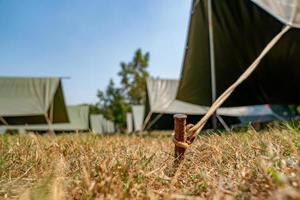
251 0 300 28
101 118 115 134
126 113 133 133
101 118 108 133
48 105 90 131
90 114 103 134
147 78 207 115
132 105 145 132
0 77 68 125
239 105 296 124
177 0 300 107
107 120 115 133
2 105 90 132
147 78 274 117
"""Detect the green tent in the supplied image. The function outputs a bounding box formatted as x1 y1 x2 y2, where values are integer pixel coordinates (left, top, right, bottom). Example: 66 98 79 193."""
0 77 68 125
177 0 300 107
1 105 90 133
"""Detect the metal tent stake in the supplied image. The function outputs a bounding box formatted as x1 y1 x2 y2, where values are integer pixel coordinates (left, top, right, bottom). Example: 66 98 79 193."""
173 114 187 166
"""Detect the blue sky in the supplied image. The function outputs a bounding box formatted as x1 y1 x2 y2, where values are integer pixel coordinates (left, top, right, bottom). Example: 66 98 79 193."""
0 0 192 105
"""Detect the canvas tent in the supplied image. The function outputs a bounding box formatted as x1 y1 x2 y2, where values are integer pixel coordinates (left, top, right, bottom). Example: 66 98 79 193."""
1 105 90 133
90 114 103 134
44 105 89 131
126 113 133 133
239 105 296 125
144 78 283 130
107 120 115 133
101 118 115 134
177 0 300 107
0 77 68 125
132 105 145 132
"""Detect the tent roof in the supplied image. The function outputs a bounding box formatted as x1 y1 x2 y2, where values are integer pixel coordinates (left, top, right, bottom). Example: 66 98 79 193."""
251 0 300 28
177 0 300 107
194 0 300 28
0 77 68 125
147 78 274 117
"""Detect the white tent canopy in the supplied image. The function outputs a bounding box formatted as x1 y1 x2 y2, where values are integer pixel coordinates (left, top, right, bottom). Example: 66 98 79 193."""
251 0 300 28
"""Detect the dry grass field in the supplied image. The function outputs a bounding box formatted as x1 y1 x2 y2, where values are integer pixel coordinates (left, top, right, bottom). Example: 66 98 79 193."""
0 125 300 200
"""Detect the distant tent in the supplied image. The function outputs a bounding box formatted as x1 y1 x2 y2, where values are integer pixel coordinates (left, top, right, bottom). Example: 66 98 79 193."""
177 0 300 107
0 77 68 125
101 118 115 134
90 114 103 134
108 121 115 133
108 120 115 133
143 78 279 130
239 105 296 125
132 105 145 132
1 105 90 133
101 118 108 133
109 120 115 133
126 113 133 133
46 105 90 131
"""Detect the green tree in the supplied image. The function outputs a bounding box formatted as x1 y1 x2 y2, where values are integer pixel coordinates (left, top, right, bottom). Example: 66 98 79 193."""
118 49 150 105
97 49 150 130
97 79 129 130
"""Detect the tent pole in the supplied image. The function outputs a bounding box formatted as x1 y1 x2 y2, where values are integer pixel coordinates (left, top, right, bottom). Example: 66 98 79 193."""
45 114 54 135
207 0 217 129
216 115 230 132
146 113 163 130
49 100 54 123
45 103 55 135
141 112 152 132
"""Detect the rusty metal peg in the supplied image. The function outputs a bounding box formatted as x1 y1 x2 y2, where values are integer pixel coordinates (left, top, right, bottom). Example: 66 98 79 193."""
174 114 187 161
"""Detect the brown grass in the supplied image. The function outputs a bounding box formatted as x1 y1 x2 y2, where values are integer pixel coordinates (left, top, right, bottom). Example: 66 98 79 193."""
0 126 300 200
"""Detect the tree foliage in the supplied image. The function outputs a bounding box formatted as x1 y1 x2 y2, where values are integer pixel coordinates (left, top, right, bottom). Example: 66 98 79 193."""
97 79 129 130
118 49 149 105
96 49 150 130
